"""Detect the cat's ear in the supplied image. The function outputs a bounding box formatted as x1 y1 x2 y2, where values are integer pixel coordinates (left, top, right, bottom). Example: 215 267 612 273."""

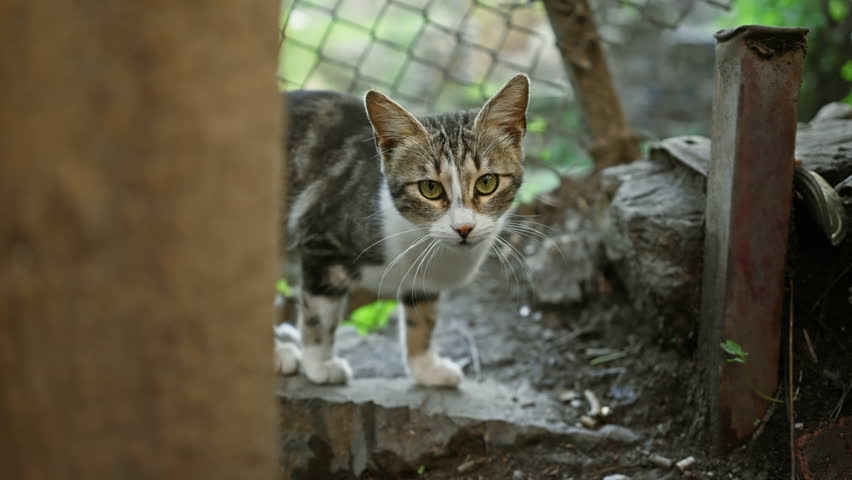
473 74 530 145
364 90 428 153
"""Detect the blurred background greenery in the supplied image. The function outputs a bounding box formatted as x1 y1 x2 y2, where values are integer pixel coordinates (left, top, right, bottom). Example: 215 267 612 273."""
716 0 851 119
278 0 850 203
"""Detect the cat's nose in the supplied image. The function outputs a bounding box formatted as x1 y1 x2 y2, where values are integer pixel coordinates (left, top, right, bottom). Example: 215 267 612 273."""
453 223 475 239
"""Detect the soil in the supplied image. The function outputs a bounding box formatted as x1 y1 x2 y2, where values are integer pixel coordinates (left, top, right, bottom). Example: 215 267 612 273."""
328 190 852 480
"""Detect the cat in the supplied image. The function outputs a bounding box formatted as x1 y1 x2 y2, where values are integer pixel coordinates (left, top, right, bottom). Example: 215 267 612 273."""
276 74 529 387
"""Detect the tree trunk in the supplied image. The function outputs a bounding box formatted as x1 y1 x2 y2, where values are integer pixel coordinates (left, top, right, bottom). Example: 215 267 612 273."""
0 2 281 479
543 0 641 169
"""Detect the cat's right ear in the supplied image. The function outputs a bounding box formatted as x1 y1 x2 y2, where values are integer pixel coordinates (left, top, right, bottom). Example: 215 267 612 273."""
364 90 427 153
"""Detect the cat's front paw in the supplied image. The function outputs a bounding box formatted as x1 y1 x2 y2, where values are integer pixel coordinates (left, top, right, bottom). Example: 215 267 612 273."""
275 340 302 375
408 353 463 388
302 348 352 384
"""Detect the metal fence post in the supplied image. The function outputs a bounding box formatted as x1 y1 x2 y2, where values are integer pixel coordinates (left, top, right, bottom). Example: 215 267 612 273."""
701 25 808 450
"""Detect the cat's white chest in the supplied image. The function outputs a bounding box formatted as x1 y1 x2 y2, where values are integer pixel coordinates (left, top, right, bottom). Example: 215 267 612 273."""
358 218 489 298
356 187 492 297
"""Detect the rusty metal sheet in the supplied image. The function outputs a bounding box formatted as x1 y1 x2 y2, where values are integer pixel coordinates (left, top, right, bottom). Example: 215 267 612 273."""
700 25 808 450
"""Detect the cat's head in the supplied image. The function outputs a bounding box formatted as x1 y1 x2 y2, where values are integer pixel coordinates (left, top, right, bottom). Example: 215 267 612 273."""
364 74 529 249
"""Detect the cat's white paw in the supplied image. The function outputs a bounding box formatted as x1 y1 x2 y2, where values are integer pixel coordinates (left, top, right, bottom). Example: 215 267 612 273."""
275 340 302 375
302 347 352 385
408 353 463 388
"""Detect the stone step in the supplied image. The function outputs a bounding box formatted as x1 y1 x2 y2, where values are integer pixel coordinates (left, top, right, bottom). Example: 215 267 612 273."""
279 377 640 479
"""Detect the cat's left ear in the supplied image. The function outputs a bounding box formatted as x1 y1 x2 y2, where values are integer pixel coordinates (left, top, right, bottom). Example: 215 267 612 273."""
473 74 530 145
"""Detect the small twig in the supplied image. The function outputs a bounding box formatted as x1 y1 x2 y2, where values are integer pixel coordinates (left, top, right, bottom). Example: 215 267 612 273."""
831 380 851 421
455 326 481 381
787 281 796 480
584 389 601 417
751 395 780 442
802 328 818 363
809 262 852 313
752 387 784 404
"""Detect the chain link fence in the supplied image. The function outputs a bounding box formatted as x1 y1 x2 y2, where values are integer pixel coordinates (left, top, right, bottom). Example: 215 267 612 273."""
278 0 730 180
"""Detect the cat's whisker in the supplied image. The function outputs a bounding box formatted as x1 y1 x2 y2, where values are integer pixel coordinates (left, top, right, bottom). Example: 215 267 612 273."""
424 240 443 280
408 240 439 302
395 238 436 302
494 236 525 299
501 224 556 245
414 240 439 294
490 240 520 296
494 234 535 291
362 207 385 219
501 221 568 262
377 234 432 298
505 215 561 232
353 225 430 263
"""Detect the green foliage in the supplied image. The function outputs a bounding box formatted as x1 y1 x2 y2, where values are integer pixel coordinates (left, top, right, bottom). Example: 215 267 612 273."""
515 169 562 205
717 0 827 28
276 279 292 296
417 465 425 476
526 116 548 134
718 0 852 111
342 300 397 335
720 339 749 364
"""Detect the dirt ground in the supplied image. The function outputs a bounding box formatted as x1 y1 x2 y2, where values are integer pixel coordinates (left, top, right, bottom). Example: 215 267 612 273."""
329 197 852 480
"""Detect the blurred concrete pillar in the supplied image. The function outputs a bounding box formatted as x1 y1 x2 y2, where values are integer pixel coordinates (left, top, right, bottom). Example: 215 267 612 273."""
0 2 281 478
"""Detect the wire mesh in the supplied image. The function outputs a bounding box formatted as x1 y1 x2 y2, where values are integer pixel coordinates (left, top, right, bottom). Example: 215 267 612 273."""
278 0 729 175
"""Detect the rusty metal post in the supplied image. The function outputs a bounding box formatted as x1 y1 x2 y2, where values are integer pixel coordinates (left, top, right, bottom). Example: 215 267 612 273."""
701 25 808 450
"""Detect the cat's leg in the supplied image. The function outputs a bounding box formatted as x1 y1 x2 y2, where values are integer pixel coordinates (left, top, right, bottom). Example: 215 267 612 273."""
299 261 352 384
401 293 463 387
274 322 302 375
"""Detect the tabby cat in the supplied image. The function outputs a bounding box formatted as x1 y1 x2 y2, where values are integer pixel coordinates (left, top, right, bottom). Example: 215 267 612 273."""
276 74 529 387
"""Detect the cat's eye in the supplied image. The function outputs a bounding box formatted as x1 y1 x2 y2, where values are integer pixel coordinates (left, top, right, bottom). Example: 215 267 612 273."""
418 180 444 199
474 174 498 195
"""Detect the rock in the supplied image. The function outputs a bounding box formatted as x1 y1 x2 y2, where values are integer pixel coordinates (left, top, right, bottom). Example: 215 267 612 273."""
599 115 852 348
602 474 631 480
524 211 601 305
796 118 852 186
811 102 852 123
601 155 706 347
513 470 525 480
675 456 696 471
279 377 641 479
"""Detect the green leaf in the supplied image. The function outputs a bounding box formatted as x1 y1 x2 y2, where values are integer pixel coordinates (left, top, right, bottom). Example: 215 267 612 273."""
276 279 292 296
720 339 749 363
841 60 852 82
515 168 561 205
829 0 849 22
417 465 425 475
342 300 397 335
590 350 628 366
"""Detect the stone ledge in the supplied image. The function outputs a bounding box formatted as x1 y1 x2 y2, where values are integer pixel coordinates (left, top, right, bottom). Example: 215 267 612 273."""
279 377 640 479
